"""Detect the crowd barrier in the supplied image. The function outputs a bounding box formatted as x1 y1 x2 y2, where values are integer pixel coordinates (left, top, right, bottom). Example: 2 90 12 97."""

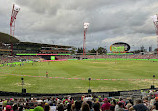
0 88 155 99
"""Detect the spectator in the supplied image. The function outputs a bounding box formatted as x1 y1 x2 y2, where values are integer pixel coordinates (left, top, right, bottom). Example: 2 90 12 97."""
57 104 64 111
115 102 124 111
101 98 111 111
152 102 158 111
19 105 23 111
66 103 71 111
93 102 100 111
6 105 12 111
74 101 82 111
86 101 93 111
129 99 149 111
12 104 18 111
44 103 50 111
81 102 90 111
110 99 116 111
125 99 133 110
34 106 44 111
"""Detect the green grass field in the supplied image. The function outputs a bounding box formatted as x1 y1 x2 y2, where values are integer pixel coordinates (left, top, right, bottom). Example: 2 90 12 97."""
0 60 158 93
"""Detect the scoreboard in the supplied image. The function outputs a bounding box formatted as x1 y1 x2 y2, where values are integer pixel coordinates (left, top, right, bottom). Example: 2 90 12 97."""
110 42 130 52
112 46 125 52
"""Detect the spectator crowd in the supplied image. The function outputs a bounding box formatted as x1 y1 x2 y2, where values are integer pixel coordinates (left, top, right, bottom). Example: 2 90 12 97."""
0 92 158 111
0 56 42 65
1 54 158 65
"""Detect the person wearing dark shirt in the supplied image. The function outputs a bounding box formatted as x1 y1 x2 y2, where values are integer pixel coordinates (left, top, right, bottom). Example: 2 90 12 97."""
129 99 149 111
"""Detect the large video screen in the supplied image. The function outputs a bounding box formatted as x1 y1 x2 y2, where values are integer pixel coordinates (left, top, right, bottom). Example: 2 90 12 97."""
112 46 125 52
110 42 130 52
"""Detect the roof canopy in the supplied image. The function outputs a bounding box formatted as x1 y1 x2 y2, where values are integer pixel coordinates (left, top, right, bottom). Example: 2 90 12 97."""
0 32 72 48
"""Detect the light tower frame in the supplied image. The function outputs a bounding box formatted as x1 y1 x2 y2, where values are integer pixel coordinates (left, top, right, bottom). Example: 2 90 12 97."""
10 4 20 56
83 22 90 56
152 14 158 55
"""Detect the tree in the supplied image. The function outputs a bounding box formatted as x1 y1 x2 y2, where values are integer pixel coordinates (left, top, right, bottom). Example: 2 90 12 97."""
154 48 158 54
88 48 96 53
77 47 83 53
96 47 107 54
130 50 141 54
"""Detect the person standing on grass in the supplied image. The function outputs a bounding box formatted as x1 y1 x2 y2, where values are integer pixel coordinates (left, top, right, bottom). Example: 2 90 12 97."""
46 71 48 78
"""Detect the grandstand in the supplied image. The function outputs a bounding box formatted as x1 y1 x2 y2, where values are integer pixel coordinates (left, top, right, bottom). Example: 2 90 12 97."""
0 32 73 60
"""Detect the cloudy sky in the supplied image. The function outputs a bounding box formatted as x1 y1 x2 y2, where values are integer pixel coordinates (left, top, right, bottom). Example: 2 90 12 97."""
0 0 158 51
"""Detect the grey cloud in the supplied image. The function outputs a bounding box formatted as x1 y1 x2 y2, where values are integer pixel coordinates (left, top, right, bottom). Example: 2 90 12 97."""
0 0 158 50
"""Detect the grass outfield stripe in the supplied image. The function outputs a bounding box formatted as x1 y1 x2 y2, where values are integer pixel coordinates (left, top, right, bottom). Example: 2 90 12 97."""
0 72 158 81
0 72 156 81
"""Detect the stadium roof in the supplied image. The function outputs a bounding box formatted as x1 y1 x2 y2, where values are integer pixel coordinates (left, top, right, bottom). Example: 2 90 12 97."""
0 32 20 44
17 42 72 48
0 32 72 48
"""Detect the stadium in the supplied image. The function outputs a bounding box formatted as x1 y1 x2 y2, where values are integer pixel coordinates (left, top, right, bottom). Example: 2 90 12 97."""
1 1 158 111
1 31 158 110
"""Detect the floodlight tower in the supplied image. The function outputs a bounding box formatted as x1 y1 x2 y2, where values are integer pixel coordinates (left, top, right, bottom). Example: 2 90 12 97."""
10 4 20 56
152 14 158 56
83 22 90 56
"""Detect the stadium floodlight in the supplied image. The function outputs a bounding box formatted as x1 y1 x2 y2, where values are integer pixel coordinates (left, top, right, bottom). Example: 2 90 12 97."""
10 4 20 56
10 4 20 35
83 22 90 56
84 22 90 29
152 14 158 55
14 5 20 11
